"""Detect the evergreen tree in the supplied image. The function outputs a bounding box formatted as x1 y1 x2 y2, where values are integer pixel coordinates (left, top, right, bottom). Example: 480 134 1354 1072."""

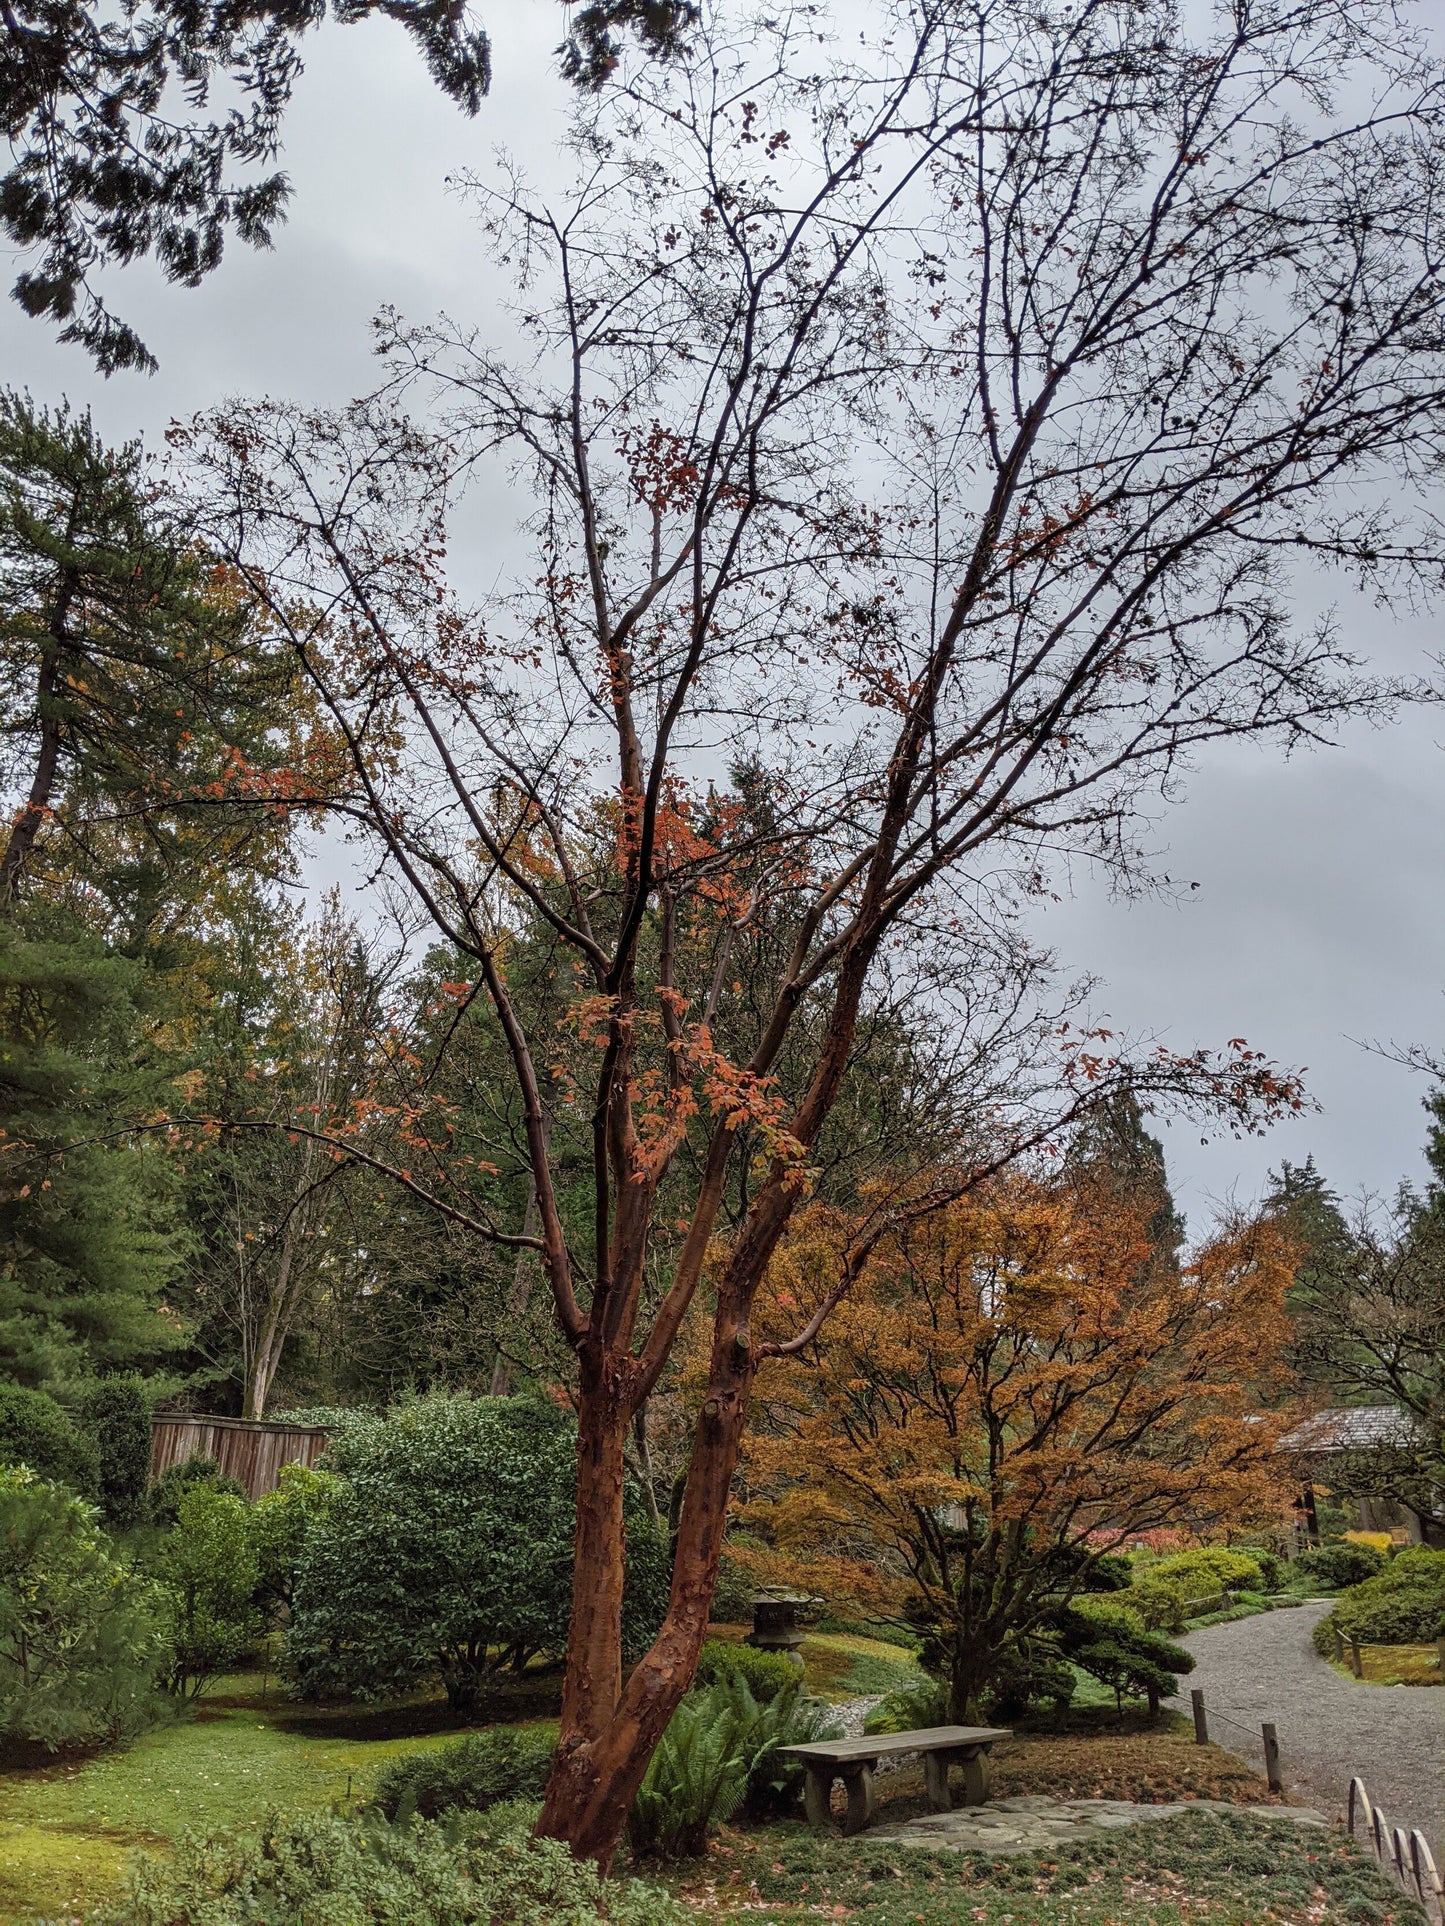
1 2 696 372
0 395 315 1399
1265 1157 1354 1267
0 907 182 1387
1069 1091 1184 1271
0 391 304 905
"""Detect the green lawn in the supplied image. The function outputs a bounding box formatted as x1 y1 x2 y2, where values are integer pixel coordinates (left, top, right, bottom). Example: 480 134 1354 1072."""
0 1677 492 1922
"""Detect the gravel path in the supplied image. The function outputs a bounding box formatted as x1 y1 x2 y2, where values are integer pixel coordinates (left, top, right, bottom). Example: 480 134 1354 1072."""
1168 1600 1444 1856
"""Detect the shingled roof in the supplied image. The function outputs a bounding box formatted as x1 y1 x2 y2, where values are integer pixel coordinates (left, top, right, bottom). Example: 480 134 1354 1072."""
1277 1406 1421 1453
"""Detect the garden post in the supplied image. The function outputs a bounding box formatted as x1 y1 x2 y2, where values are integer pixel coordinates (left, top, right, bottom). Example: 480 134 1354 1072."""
1190 1689 1208 1744
1350 1638 1364 1678
1262 1723 1282 1795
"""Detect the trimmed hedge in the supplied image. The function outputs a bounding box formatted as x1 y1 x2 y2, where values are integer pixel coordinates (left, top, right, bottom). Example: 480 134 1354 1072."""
694 1638 800 1702
370 1726 555 1820
1314 1546 1445 1651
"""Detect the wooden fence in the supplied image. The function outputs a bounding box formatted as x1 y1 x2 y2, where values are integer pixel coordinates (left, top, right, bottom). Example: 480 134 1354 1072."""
150 1413 331 1502
1348 1778 1443 1924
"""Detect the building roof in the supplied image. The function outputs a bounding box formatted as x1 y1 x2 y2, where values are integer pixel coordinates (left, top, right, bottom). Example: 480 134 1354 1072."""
1277 1406 1420 1454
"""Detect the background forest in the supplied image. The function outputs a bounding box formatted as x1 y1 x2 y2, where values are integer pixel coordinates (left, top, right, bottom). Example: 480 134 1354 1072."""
3 376 1444 1593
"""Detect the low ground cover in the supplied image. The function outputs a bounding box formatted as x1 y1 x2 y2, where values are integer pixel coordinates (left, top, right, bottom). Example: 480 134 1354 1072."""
669 1809 1424 1924
799 1632 924 1701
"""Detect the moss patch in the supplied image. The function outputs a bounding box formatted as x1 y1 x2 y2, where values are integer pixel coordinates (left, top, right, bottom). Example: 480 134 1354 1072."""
1327 1645 1444 1687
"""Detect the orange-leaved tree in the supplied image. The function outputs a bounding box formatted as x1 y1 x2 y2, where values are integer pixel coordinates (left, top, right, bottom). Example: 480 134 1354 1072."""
741 1167 1298 1719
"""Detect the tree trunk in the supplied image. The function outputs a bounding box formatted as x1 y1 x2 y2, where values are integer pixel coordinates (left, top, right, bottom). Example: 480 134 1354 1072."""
0 611 69 897
243 1223 297 1420
536 1295 754 1869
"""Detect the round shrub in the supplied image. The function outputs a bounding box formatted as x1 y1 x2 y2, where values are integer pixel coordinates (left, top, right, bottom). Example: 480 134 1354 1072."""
1127 1575 1188 1632
371 1725 555 1819
0 1382 98 1496
287 1396 668 1712
1325 1548 1445 1647
1372 1546 1445 1590
148 1455 246 1528
694 1638 800 1702
1147 1547 1264 1596
1333 1585 1444 1645
1295 1542 1387 1589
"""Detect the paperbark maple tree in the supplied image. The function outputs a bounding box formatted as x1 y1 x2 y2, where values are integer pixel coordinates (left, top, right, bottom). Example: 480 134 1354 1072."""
176 0 1445 1865
739 1169 1297 1718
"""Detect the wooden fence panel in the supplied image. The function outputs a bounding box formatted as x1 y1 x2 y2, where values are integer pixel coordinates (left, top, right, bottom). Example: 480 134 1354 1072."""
150 1414 331 1501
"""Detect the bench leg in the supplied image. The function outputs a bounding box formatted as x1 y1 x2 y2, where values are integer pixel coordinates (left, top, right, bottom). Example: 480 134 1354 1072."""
803 1767 833 1830
924 1751 953 1812
842 1764 877 1835
960 1746 993 1808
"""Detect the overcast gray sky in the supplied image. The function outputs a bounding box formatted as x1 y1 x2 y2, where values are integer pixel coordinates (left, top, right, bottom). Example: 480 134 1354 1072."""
4 4 1443 1225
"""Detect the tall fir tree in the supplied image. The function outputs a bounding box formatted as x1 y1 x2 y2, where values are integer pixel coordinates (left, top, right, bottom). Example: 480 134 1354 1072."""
1069 1091 1184 1273
0 393 315 1394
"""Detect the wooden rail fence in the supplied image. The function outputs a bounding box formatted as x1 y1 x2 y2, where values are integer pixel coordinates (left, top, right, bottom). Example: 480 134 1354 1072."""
1187 1690 1284 1793
1348 1778 1442 1924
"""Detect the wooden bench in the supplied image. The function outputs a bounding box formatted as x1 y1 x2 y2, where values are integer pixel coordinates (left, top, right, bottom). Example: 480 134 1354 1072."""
778 1725 1012 1835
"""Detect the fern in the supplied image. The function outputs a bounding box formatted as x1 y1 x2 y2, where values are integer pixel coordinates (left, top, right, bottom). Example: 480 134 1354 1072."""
628 1673 843 1855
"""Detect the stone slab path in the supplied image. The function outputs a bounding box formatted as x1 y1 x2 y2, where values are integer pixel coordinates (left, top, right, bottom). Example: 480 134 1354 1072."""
1169 1599 1444 1857
868 1794 1328 1855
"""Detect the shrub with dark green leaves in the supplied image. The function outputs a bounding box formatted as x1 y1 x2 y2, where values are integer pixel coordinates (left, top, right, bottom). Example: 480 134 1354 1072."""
710 1548 757 1623
1063 1599 1194 1714
0 1465 165 1747
250 1462 337 1617
286 1397 666 1712
1295 1541 1387 1589
0 1381 98 1496
147 1454 246 1528
694 1637 800 1702
371 1725 556 1820
152 1486 260 1697
98 1805 687 1926
75 1378 151 1529
1086 1553 1134 1592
